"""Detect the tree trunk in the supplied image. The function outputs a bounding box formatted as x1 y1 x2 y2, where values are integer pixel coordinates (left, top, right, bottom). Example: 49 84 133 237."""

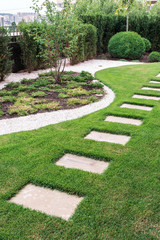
126 7 129 32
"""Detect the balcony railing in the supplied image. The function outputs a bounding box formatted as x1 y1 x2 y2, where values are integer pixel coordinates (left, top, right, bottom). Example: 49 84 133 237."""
3 26 21 36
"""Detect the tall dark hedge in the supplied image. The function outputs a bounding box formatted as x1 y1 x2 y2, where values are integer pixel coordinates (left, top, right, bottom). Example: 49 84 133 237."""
70 24 97 65
80 14 160 53
0 27 13 81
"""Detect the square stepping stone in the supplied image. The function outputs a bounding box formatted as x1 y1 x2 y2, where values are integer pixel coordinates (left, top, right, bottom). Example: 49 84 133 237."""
142 87 160 92
56 153 109 174
85 131 130 146
150 80 160 84
132 94 160 101
9 184 84 221
105 115 142 126
120 103 153 111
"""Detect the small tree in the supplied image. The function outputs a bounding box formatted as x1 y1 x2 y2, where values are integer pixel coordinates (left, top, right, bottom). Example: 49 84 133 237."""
32 0 80 83
0 27 13 81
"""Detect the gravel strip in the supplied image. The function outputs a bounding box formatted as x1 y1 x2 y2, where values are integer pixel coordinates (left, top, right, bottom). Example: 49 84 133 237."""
0 59 141 90
0 60 142 136
0 84 114 136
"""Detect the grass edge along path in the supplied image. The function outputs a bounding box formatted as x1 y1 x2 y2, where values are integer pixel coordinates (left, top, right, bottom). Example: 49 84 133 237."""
0 63 160 239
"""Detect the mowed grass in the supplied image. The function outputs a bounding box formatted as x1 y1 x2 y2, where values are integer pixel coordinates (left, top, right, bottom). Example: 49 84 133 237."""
0 63 160 240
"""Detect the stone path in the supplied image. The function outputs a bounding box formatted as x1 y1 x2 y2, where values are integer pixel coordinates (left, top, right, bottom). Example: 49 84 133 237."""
85 131 131 146
132 94 160 101
105 116 142 126
150 80 160 84
56 154 109 174
142 87 160 92
120 103 153 111
10 184 84 220
7 63 159 221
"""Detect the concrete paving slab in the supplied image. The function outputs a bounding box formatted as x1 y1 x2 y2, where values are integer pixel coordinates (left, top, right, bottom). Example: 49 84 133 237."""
132 94 160 101
150 80 160 84
56 154 109 174
85 131 130 145
120 103 153 111
10 184 84 221
142 87 160 92
105 116 142 126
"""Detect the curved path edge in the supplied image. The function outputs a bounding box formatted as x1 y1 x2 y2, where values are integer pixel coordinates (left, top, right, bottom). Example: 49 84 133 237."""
0 84 115 136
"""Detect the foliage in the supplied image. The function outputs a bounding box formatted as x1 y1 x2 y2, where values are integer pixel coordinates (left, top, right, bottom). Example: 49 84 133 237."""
18 21 46 72
80 13 160 53
148 51 160 62
74 0 119 17
108 31 145 59
70 23 97 64
142 37 151 52
149 0 160 16
0 27 13 81
32 0 80 83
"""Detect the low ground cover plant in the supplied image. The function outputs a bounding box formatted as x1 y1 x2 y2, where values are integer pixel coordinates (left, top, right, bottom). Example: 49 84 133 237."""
0 71 104 118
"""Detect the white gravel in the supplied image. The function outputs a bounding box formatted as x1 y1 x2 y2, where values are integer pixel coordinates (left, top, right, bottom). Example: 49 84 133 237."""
0 59 141 136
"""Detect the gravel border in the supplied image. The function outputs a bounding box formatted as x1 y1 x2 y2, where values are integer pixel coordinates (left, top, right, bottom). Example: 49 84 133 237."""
0 83 114 136
0 59 142 136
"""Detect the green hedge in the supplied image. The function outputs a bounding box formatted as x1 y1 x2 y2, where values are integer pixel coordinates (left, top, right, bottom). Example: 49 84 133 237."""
80 14 160 53
18 21 46 72
70 24 97 65
0 27 13 81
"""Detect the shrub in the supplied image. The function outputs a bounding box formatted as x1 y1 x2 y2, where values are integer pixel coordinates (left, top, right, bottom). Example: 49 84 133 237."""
0 27 13 81
108 31 145 59
70 23 97 65
18 22 46 72
80 14 160 53
149 52 160 62
142 38 151 52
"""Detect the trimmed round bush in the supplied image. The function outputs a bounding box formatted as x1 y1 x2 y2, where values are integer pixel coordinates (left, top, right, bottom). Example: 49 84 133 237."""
149 51 160 62
142 38 151 52
108 31 145 60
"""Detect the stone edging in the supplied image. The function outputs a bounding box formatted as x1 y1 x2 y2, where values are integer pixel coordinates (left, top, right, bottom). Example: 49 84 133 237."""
0 83 115 136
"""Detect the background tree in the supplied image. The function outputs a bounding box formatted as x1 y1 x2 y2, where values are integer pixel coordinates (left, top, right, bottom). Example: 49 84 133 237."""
0 27 13 81
32 0 80 83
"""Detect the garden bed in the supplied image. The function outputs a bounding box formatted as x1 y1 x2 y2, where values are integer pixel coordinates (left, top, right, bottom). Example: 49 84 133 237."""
0 71 105 120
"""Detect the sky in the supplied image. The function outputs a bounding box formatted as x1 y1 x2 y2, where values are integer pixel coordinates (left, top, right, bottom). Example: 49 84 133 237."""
0 0 55 14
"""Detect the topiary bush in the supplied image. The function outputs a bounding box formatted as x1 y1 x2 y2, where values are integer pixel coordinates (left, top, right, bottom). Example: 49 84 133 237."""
149 51 160 62
142 37 151 52
108 31 145 60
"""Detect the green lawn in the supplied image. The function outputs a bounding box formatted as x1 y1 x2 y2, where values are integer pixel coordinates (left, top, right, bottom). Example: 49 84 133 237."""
0 63 160 240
